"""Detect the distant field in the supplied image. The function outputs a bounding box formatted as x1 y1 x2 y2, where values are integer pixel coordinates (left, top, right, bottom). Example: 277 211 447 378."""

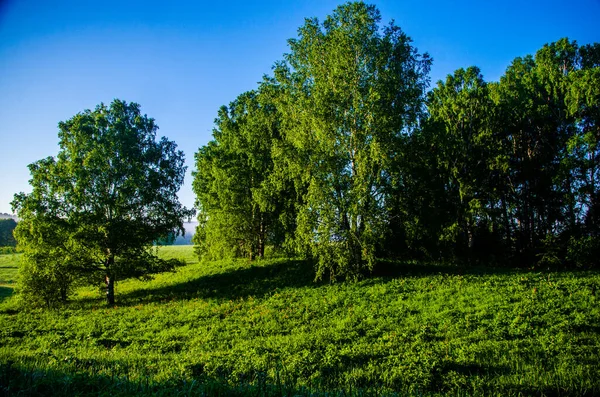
1 247 599 396
155 244 199 264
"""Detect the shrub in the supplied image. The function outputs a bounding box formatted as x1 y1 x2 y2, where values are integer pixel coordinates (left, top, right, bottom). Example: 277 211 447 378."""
567 235 600 268
16 255 77 308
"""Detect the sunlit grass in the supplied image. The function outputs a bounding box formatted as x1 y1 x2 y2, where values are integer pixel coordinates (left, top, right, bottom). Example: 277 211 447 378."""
0 252 19 281
1 247 599 396
0 253 19 302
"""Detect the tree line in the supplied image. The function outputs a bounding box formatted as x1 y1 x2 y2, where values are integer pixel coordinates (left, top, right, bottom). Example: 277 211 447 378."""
193 2 600 279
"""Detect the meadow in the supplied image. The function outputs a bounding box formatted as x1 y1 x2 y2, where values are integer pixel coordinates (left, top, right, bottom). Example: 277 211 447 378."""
1 246 599 396
0 252 18 302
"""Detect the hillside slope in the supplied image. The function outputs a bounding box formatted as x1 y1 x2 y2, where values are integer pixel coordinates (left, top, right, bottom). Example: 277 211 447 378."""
1 246 599 396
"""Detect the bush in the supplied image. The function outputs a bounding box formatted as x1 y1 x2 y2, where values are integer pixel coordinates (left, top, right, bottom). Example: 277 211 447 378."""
17 255 76 308
538 234 565 268
0 247 17 255
567 235 600 268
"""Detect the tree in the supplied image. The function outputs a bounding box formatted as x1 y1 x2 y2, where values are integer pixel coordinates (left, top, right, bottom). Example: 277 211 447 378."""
424 66 498 261
389 38 599 267
0 218 17 247
273 1 430 279
13 216 84 307
12 99 193 306
565 44 600 235
193 85 294 260
491 38 598 265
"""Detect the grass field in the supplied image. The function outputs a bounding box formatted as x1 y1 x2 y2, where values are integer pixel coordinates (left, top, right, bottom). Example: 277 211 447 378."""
0 252 19 302
1 246 599 396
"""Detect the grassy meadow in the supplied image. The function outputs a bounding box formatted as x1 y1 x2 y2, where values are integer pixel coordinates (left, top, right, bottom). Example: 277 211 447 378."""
0 252 19 302
1 246 599 396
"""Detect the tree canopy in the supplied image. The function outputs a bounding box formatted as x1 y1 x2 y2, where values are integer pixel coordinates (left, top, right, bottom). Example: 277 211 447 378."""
274 2 431 279
193 2 431 279
12 99 193 306
404 38 600 266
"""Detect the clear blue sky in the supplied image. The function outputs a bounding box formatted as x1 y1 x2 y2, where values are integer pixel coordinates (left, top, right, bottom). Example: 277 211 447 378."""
1 0 599 214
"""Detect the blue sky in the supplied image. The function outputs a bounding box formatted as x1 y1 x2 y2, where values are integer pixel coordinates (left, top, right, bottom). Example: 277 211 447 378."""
1 0 599 214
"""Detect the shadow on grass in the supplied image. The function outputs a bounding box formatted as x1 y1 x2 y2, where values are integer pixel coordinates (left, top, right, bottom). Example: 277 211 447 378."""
78 256 597 308
0 360 307 397
2 359 597 397
371 259 528 280
115 259 319 306
2 359 430 397
109 256 562 307
0 286 13 303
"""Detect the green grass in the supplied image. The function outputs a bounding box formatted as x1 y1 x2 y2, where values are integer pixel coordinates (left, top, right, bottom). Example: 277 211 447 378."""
154 244 199 264
1 247 599 396
0 253 19 302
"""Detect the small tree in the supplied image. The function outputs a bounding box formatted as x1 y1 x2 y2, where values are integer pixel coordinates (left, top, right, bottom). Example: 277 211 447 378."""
12 99 193 306
14 217 81 307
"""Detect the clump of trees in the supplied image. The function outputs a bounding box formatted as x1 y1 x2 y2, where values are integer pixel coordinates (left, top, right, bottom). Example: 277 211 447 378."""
194 2 431 280
193 2 600 278
193 88 293 261
413 39 600 267
12 99 194 307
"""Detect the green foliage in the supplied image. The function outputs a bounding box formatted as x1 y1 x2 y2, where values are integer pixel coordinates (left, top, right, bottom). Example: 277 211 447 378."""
11 99 193 306
489 38 599 264
16 255 75 308
566 236 600 268
13 216 90 308
0 247 17 255
390 37 600 267
190 4 599 276
193 86 295 261
272 2 431 280
399 66 497 262
429 67 495 256
1 247 599 395
0 219 16 247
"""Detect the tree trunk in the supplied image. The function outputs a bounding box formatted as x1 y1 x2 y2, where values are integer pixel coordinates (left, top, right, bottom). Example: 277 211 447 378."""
502 196 512 253
105 274 115 306
60 286 68 302
467 223 474 250
258 216 265 259
105 252 115 306
588 149 597 231
566 177 576 232
250 204 256 261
